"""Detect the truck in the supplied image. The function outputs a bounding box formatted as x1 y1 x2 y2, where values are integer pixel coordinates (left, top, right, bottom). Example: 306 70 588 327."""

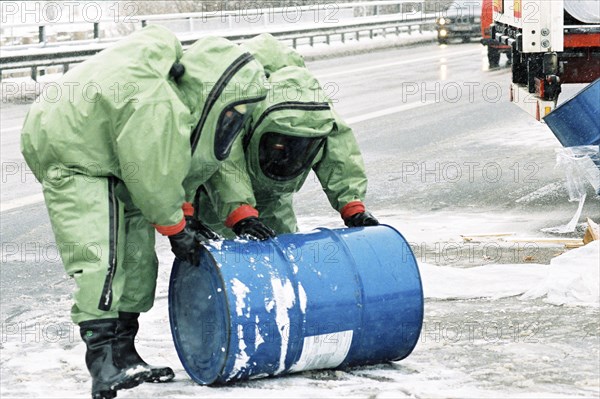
490 0 600 120
480 0 511 68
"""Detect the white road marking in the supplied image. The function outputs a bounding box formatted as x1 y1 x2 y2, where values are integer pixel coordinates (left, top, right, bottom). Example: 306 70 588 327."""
345 100 434 124
1 126 22 134
1 193 45 213
315 48 482 79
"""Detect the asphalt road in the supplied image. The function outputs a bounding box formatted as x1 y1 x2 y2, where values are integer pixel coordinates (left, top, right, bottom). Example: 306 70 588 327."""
0 41 598 322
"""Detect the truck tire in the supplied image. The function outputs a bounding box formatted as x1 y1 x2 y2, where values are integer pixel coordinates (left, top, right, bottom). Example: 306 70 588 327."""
506 50 512 64
511 48 527 84
527 56 543 93
487 47 500 68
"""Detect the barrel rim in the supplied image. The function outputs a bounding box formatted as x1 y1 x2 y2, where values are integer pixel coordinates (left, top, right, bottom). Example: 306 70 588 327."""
168 245 233 385
380 223 425 360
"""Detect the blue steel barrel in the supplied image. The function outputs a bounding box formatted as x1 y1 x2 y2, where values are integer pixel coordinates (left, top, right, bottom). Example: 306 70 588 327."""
543 79 600 147
168 225 423 385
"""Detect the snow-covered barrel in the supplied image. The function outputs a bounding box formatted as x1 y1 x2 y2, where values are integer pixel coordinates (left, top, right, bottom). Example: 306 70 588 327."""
168 225 424 384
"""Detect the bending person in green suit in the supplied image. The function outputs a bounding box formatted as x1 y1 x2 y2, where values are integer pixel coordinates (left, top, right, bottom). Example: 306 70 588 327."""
21 25 267 399
196 34 378 239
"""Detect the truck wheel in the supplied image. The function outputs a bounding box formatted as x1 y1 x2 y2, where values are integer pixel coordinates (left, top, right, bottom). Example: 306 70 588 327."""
487 47 500 68
511 48 527 84
527 56 543 93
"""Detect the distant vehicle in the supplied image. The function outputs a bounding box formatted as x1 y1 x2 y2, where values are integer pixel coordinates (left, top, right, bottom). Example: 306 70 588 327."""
480 0 511 67
436 1 483 44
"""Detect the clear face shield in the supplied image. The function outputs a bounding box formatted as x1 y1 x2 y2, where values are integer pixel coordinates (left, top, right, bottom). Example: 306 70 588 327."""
258 132 326 181
214 102 257 161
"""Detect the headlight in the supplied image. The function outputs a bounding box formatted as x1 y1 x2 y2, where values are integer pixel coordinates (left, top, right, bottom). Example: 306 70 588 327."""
439 17 446 25
439 29 448 37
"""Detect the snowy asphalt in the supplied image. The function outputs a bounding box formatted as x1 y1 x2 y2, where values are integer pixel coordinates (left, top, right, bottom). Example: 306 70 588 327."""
1 40 599 398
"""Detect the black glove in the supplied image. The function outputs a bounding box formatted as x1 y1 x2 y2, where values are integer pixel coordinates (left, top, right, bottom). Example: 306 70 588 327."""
168 225 201 265
232 217 276 240
186 217 221 242
344 211 380 227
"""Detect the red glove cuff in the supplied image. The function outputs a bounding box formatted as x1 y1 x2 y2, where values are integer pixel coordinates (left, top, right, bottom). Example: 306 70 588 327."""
225 205 259 228
154 217 186 236
182 202 194 217
340 201 366 220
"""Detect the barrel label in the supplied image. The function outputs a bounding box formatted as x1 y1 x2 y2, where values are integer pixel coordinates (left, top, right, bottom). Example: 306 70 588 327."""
289 330 353 372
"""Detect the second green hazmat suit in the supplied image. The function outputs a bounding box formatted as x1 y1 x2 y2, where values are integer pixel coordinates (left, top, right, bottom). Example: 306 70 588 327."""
20 25 267 398
196 33 378 237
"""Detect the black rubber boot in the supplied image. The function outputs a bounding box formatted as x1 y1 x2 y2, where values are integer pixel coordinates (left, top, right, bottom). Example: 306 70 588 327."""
80 319 152 399
116 312 175 383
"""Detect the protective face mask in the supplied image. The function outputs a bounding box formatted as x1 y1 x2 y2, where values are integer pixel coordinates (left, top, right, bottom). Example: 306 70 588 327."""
214 103 254 161
258 132 326 181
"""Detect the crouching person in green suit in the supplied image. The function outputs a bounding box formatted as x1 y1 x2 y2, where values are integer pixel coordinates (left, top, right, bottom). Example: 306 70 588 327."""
20 25 267 399
195 34 378 239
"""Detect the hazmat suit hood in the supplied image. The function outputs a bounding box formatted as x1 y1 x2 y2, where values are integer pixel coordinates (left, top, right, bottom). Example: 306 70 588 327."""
240 33 305 77
245 66 335 192
20 25 197 227
179 36 268 198
21 24 185 180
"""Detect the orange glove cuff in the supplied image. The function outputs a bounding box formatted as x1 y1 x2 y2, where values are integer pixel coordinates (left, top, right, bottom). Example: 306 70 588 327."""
154 217 186 236
340 201 366 220
182 202 194 217
225 205 259 228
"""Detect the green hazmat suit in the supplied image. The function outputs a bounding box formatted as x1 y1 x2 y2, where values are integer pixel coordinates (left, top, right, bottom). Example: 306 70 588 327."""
20 25 267 323
196 33 368 236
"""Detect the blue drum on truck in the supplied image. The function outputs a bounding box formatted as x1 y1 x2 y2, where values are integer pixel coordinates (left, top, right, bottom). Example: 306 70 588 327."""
168 225 424 384
543 79 600 147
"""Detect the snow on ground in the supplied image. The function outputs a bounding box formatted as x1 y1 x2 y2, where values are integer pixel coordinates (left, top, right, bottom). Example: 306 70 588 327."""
522 241 600 307
1 214 598 398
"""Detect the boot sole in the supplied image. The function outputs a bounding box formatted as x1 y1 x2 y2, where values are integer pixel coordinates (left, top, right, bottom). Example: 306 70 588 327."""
145 368 175 383
93 370 152 398
93 391 116 399
112 370 152 390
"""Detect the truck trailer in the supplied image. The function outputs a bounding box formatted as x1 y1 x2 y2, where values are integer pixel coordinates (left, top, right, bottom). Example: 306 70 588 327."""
491 0 600 120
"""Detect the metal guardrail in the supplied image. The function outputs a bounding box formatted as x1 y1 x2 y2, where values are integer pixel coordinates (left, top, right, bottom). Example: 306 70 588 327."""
0 14 436 81
2 1 426 39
